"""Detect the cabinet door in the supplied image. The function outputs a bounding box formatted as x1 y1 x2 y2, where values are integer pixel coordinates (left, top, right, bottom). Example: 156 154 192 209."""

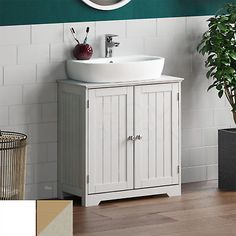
134 83 179 189
88 87 134 194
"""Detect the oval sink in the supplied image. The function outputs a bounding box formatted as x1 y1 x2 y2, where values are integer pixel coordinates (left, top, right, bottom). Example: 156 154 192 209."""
67 55 165 83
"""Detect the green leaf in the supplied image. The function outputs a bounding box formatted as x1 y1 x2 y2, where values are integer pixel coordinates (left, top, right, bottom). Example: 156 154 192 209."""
207 17 216 22
206 67 216 78
215 69 224 79
200 46 208 56
229 52 236 61
218 90 224 98
207 82 217 91
224 75 233 82
197 41 204 52
230 13 236 22
222 61 231 66
218 23 227 31
232 104 236 112
219 16 229 23
226 67 235 74
206 71 211 79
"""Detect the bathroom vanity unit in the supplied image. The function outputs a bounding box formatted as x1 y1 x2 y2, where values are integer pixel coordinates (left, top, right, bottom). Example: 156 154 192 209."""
58 76 183 206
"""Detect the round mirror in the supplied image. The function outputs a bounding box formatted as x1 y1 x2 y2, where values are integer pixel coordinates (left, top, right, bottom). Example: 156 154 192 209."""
82 0 131 10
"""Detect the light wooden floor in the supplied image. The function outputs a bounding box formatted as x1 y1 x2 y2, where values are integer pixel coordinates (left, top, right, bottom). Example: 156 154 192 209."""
73 181 236 236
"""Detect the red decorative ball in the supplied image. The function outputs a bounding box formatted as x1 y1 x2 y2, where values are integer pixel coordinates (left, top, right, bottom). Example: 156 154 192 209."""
73 43 93 60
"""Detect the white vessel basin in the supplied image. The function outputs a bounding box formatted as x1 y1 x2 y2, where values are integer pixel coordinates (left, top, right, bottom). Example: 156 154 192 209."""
67 55 165 83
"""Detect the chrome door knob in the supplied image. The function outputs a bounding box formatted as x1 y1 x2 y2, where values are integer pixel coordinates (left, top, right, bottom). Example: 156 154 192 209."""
127 136 135 141
135 135 142 140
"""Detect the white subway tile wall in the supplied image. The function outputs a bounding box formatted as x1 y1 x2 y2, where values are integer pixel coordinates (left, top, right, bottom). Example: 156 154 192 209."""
0 45 17 65
18 44 50 64
0 25 31 45
0 106 9 126
9 104 42 125
31 24 64 44
4 64 36 85
36 62 66 83
0 16 229 199
0 85 23 105
127 19 157 37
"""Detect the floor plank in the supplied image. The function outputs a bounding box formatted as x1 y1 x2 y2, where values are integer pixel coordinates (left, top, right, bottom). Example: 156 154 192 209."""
73 181 236 235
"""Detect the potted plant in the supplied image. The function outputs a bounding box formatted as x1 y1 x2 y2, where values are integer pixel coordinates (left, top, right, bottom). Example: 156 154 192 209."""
197 3 236 190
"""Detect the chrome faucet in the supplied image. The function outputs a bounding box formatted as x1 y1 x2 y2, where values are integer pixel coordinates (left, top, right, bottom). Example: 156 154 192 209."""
105 34 120 58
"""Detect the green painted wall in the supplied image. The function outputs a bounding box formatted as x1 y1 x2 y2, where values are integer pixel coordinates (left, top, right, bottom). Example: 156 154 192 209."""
0 0 235 26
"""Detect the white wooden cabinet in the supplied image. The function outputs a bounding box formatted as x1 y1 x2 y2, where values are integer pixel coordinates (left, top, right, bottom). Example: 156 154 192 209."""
58 76 183 206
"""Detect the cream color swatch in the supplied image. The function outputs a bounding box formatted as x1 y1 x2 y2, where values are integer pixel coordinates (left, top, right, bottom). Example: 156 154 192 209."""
37 200 73 236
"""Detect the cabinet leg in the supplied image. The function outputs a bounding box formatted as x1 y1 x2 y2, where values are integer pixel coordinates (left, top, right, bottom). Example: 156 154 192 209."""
81 197 86 207
83 196 101 207
167 186 181 197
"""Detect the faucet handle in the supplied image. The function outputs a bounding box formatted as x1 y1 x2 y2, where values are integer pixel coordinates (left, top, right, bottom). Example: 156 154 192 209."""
105 34 119 42
105 34 118 38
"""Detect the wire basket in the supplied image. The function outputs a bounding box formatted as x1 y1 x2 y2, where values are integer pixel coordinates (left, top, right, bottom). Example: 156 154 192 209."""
0 131 27 200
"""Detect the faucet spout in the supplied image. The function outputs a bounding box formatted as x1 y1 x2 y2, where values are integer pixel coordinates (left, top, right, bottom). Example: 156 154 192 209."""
105 34 120 58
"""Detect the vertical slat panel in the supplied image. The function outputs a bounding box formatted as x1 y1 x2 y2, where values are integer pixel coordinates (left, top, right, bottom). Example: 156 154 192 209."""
117 97 121 182
148 93 156 179
95 97 104 185
61 94 66 185
88 90 97 193
103 96 112 184
71 94 76 185
66 95 70 186
126 87 134 189
134 87 142 188
156 93 164 178
164 91 172 177
142 92 149 180
119 95 127 183
111 96 119 183
67 95 72 185
77 97 82 188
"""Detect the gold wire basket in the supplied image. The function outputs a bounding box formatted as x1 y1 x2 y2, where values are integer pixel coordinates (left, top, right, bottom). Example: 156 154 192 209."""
0 131 27 200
